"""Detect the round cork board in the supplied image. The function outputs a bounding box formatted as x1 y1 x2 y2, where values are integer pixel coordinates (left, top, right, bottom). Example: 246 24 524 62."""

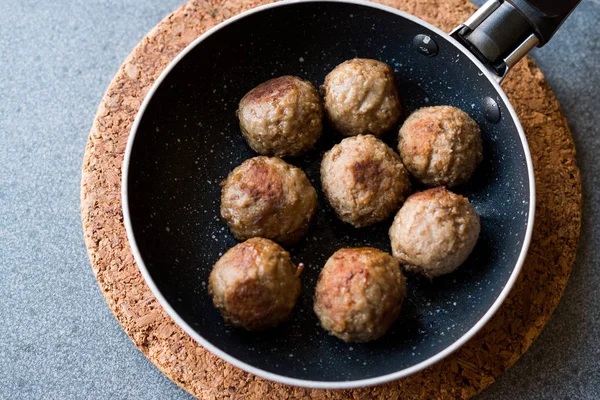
81 0 582 398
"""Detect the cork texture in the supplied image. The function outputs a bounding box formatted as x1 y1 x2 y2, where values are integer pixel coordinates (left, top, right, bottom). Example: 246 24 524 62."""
80 0 582 398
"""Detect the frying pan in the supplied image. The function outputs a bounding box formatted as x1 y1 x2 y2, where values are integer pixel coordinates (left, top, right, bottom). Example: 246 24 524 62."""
122 0 580 389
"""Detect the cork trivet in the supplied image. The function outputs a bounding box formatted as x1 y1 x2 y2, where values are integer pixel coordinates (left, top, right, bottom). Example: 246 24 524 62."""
81 0 581 398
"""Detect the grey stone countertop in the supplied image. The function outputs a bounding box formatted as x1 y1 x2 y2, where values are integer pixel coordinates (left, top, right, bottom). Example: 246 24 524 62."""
0 0 598 399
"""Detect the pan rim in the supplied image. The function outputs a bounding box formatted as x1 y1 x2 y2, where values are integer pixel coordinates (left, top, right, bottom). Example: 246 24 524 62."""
121 0 536 390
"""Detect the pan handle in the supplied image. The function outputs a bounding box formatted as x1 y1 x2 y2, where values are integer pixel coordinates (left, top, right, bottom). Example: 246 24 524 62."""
450 0 581 82
508 0 581 45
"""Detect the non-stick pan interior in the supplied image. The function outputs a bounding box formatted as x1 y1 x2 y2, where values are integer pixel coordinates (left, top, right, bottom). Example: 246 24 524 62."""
126 1 530 383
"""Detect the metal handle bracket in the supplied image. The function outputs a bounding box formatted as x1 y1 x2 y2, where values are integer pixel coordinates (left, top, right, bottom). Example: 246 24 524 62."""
451 0 540 82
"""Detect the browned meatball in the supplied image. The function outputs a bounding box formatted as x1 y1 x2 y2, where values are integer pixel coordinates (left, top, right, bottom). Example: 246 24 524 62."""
220 156 317 245
320 135 411 227
208 238 302 331
313 248 406 342
389 187 480 279
398 106 482 187
322 58 402 137
237 76 323 157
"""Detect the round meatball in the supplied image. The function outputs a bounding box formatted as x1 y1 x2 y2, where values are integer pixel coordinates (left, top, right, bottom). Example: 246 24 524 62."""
208 238 302 331
321 135 411 228
237 76 323 157
313 248 406 342
221 156 317 245
389 187 480 279
322 58 402 137
398 106 482 187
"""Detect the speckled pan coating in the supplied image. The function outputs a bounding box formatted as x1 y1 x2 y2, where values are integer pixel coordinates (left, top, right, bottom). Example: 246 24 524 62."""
125 0 533 384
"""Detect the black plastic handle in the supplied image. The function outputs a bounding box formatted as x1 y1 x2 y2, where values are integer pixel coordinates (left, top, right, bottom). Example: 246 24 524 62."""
507 0 581 45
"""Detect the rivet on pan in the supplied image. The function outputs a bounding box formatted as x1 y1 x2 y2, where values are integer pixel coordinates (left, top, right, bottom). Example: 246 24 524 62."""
413 34 438 57
483 97 501 123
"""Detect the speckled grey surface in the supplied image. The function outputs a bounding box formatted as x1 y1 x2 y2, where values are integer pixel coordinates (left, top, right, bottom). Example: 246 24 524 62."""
0 0 597 398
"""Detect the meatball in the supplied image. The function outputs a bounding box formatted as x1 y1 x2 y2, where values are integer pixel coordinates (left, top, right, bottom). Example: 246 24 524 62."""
208 238 302 331
320 135 411 228
398 106 482 187
313 248 406 342
389 187 480 279
322 58 402 137
221 156 317 245
237 76 323 157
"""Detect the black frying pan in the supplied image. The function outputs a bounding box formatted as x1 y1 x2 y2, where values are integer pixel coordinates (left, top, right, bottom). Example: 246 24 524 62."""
122 0 579 388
